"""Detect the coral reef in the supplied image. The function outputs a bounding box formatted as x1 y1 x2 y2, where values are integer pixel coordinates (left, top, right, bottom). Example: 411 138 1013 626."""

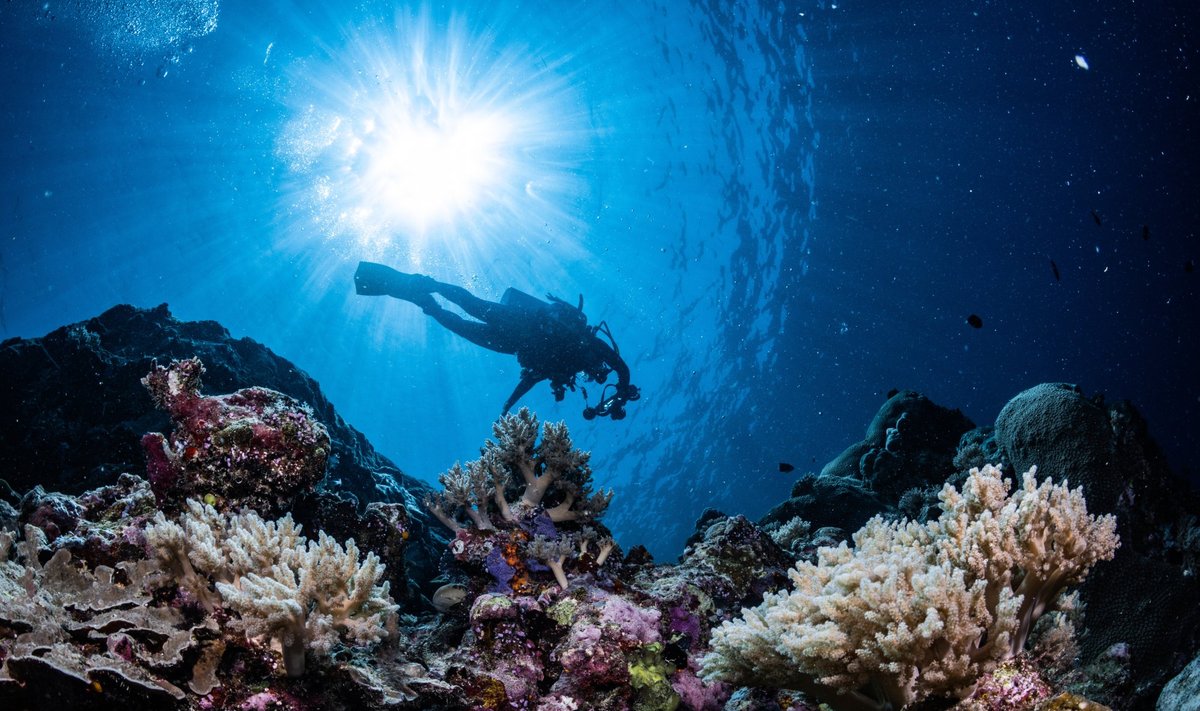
3 310 1199 711
701 465 1119 711
0 524 206 708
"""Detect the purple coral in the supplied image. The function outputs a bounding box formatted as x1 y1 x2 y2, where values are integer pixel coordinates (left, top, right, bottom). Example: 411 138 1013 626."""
672 667 729 711
486 545 517 593
139 358 330 515
597 594 662 646
668 606 702 645
557 624 630 688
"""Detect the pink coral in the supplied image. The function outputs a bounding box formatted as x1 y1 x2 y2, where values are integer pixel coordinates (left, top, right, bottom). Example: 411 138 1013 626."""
672 667 729 711
140 358 330 515
597 593 662 646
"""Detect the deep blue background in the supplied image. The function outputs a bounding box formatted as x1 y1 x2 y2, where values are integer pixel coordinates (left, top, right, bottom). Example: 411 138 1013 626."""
2 0 1196 559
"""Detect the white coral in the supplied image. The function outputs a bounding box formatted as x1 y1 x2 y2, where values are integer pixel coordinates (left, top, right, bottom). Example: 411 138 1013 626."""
700 465 1119 711
146 502 397 677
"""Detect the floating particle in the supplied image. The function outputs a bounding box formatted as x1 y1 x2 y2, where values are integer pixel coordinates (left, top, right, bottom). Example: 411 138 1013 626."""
1075 54 1090 70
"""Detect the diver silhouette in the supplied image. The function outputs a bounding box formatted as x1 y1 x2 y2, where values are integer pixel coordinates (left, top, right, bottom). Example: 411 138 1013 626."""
354 261 640 420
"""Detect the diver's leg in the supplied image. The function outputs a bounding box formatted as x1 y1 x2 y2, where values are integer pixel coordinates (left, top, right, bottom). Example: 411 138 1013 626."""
430 283 509 322
422 304 518 354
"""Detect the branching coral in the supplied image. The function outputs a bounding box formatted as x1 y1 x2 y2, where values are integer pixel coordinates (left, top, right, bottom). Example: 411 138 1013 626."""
528 534 577 589
700 465 1119 711
145 500 397 677
424 408 612 533
216 531 395 677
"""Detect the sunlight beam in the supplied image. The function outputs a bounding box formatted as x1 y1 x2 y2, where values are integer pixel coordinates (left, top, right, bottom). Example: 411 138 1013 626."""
275 8 591 271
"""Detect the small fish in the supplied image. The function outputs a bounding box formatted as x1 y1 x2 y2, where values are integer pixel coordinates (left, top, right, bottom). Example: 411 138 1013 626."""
1074 54 1090 70
431 583 467 613
1187 259 1195 274
1050 259 1061 281
967 314 983 329
1090 210 1102 227
778 462 795 473
886 388 900 399
1142 224 1150 241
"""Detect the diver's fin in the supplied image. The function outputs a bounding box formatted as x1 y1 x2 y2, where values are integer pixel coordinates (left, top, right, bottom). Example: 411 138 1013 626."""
354 262 435 300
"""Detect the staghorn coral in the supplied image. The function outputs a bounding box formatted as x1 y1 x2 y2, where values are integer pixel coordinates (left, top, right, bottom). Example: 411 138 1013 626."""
424 408 612 533
700 465 1119 711
144 500 397 677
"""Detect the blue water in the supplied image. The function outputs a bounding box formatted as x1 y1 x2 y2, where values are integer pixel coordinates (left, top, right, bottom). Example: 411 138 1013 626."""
1 0 1196 559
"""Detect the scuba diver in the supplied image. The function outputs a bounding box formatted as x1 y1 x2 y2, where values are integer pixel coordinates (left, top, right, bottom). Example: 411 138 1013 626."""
354 261 640 420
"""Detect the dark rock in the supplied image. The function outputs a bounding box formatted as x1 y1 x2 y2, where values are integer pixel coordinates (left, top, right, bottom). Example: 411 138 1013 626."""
19 486 84 542
760 390 972 534
1078 553 1200 710
671 514 792 610
680 507 728 554
821 389 975 501
0 303 442 592
759 472 884 533
622 544 654 566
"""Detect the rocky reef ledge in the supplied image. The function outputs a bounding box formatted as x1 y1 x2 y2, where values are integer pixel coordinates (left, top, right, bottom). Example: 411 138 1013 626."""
0 304 445 589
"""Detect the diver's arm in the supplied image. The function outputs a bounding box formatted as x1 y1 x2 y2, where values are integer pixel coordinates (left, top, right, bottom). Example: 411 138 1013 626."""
502 372 544 414
593 339 632 394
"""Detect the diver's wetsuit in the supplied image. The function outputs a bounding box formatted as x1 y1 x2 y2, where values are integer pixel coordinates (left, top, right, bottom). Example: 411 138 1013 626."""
354 261 637 417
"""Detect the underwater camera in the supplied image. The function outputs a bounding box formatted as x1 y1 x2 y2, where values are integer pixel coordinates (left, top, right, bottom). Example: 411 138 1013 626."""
583 384 640 421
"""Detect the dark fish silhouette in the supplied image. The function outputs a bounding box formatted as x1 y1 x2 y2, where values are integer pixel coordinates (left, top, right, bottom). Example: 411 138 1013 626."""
778 462 795 473
1091 210 1102 226
886 388 900 399
967 314 983 329
1050 259 1061 281
1142 224 1150 241
1187 259 1195 274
